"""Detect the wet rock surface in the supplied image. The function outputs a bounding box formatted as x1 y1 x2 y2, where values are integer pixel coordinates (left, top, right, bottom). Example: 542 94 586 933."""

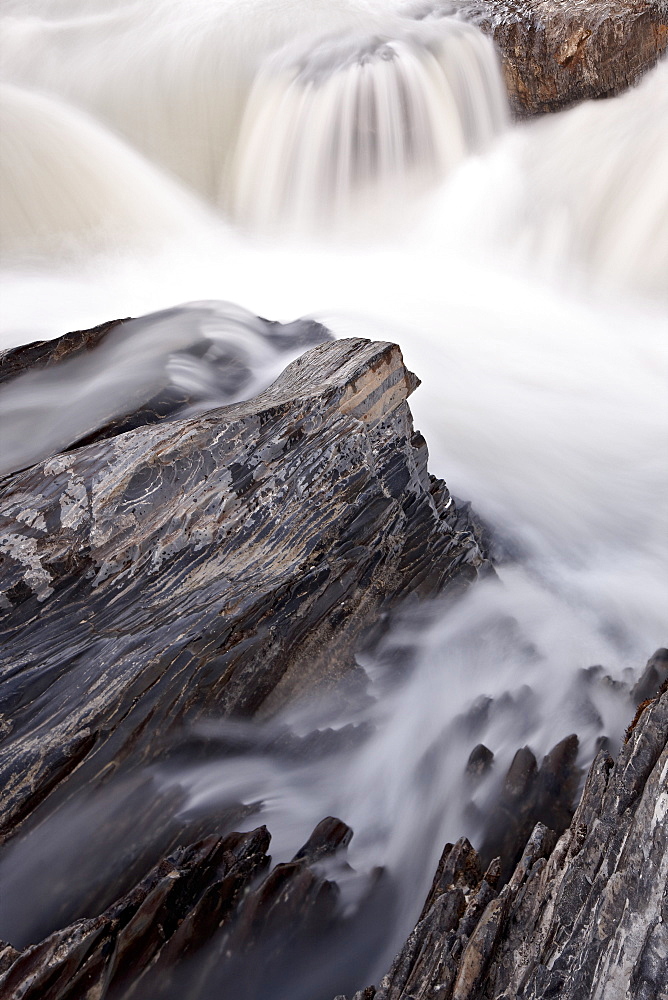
336 659 668 1000
1 654 664 998
0 324 489 846
0 303 334 477
2 317 665 1000
446 0 668 114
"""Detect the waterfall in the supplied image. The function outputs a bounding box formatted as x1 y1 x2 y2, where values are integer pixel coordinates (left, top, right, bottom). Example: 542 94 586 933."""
0 0 408 200
0 0 505 228
0 0 666 995
0 84 208 259
230 20 507 230
424 59 668 300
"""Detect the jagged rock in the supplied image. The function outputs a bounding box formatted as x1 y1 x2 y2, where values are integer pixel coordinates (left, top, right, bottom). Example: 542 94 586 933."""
465 743 494 779
631 647 668 705
449 0 668 115
0 775 257 951
0 331 490 853
0 942 20 976
0 814 388 1000
336 672 668 1000
478 732 580 880
0 826 271 1000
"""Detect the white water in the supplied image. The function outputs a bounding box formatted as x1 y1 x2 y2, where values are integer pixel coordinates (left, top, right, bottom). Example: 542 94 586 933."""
230 19 506 229
0 0 666 992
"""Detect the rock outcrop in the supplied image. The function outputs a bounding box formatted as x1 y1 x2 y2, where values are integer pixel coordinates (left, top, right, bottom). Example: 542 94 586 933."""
1 661 664 1000
0 818 367 1000
0 327 490 848
453 0 668 114
3 317 664 1000
337 665 668 1000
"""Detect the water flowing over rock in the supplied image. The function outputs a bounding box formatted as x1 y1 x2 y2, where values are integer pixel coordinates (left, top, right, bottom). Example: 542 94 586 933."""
229 18 507 229
0 325 490 848
336 668 668 1000
2 0 665 251
1 657 664 999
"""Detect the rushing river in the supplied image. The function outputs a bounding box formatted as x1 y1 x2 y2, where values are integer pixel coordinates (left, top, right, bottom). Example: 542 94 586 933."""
0 2 667 997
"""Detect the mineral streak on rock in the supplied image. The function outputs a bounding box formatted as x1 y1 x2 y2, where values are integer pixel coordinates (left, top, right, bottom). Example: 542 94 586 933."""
337 668 668 1000
0 334 490 844
445 0 668 114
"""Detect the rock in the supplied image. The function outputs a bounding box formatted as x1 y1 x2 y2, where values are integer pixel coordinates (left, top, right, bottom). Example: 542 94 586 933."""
336 673 668 1000
0 328 490 854
292 816 354 864
0 303 334 476
0 813 390 1000
465 743 494 779
0 826 271 1000
478 732 580 880
449 0 668 115
0 942 20 976
0 318 129 388
631 647 668 705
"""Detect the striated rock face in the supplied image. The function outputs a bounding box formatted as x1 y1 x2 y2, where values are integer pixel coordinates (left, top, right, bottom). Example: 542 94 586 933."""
1 315 665 1000
0 331 490 847
338 669 668 1000
495 0 668 115
4 661 660 1000
439 0 668 114
0 818 362 1000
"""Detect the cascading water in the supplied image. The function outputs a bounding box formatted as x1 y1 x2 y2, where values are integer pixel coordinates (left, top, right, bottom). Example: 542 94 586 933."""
0 0 666 996
0 302 331 477
0 0 411 200
230 20 506 229
0 83 209 259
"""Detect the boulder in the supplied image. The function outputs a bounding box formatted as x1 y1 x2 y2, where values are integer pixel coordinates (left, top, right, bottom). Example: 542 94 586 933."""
451 0 668 114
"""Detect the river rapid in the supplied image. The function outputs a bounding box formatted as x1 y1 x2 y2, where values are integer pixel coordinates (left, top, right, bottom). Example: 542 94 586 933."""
0 2 667 996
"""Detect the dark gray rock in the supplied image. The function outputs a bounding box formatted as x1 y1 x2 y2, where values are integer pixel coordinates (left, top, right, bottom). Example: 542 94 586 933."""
631 647 668 705
0 813 391 1000
0 330 490 853
336 673 668 1000
478 732 580 880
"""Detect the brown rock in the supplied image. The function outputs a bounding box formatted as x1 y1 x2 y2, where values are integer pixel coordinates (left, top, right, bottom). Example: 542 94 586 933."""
459 0 668 115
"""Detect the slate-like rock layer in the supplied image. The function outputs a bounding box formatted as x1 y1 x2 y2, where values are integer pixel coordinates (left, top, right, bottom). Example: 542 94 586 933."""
339 670 668 1000
0 335 490 844
3 667 663 1000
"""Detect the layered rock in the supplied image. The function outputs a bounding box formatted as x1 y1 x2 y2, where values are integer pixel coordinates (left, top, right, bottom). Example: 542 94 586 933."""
2 662 663 1000
338 666 668 1000
0 819 361 1000
0 329 490 848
